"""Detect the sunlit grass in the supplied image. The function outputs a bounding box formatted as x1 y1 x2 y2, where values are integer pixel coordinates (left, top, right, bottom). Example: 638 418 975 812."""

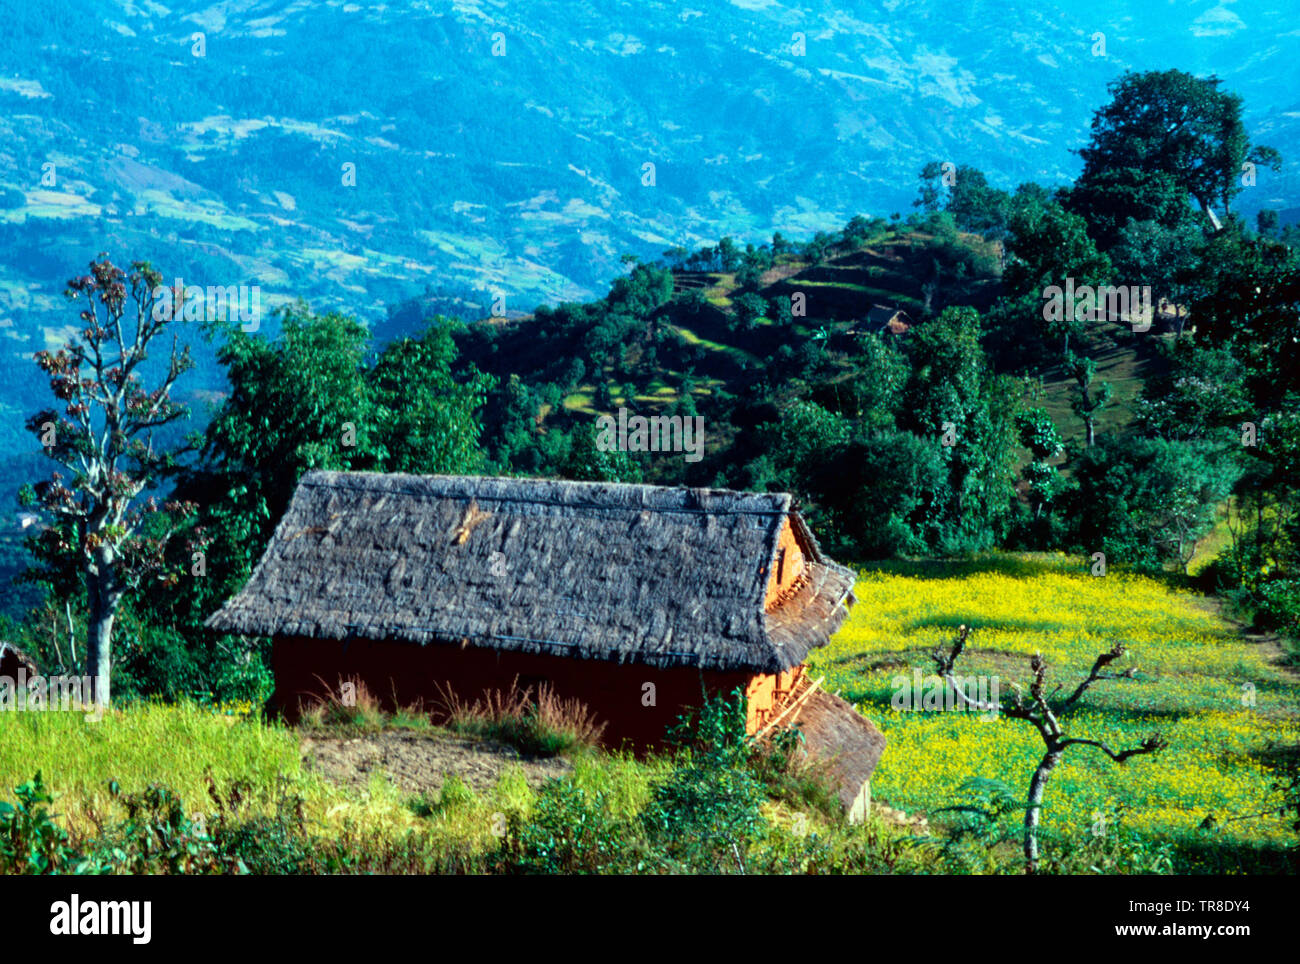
807 552 1300 862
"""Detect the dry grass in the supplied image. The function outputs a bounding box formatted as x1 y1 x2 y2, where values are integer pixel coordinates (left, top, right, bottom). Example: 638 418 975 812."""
298 675 388 731
435 676 606 756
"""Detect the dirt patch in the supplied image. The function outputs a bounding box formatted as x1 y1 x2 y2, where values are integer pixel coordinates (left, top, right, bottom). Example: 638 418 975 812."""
299 729 572 798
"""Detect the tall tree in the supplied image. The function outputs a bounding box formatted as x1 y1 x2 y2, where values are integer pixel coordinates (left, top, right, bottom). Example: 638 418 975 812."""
1004 199 1112 356
1073 70 1280 228
24 257 197 706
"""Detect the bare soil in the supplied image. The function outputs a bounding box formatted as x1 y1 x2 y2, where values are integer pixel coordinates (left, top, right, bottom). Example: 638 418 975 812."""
299 729 572 798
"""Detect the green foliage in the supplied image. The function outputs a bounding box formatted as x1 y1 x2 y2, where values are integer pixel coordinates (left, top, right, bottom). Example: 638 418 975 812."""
758 400 851 494
1068 436 1242 570
1134 343 1251 443
1015 407 1063 461
917 163 1012 237
506 779 647 874
813 430 948 558
1075 69 1278 227
369 321 495 475
0 772 79 874
561 423 644 484
841 334 909 432
732 292 767 331
642 692 767 873
1064 351 1113 446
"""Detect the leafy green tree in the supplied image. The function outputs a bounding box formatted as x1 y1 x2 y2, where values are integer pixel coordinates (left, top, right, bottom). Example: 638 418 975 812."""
1063 167 1196 252
1064 352 1113 448
915 161 945 213
183 306 491 652
841 333 908 432
758 399 850 496
1074 69 1280 227
1133 343 1251 443
643 692 766 873
561 423 643 484
1189 230 1300 406
368 321 495 475
717 236 742 272
1015 407 1064 518
812 430 947 558
1107 219 1202 334
843 214 874 244
1069 436 1241 570
732 292 767 331
804 232 834 264
901 307 1018 550
1004 200 1111 355
947 166 1011 237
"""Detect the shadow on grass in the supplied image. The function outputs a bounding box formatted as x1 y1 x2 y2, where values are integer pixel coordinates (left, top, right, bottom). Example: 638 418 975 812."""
852 553 1204 595
1164 833 1298 875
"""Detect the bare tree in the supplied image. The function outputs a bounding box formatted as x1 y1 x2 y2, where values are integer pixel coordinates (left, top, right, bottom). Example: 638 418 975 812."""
932 625 1166 872
25 256 200 707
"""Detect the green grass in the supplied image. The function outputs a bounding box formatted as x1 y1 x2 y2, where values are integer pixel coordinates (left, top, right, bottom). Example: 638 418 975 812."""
669 323 761 366
0 701 301 834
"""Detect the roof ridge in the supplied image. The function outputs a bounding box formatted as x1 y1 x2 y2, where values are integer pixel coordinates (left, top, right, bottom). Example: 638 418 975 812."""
301 471 792 517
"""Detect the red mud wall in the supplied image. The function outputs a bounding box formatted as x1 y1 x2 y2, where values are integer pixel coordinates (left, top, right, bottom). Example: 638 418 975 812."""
272 635 756 752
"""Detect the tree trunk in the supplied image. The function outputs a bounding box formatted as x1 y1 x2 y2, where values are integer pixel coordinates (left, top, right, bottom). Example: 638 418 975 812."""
1085 416 1096 448
85 560 119 709
1024 749 1061 873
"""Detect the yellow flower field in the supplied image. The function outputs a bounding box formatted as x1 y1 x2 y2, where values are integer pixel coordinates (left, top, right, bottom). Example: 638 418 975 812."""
807 553 1300 866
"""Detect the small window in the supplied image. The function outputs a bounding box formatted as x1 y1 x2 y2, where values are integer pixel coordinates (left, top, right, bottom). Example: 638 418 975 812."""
776 547 786 585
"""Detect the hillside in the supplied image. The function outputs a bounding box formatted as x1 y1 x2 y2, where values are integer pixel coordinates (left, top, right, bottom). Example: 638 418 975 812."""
455 217 1158 484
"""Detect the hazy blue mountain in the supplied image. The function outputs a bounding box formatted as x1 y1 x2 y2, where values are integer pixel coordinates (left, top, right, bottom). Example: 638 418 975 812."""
0 0 1296 520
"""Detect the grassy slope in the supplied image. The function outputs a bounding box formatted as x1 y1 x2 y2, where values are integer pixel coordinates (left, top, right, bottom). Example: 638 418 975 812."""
554 229 1004 421
0 556 1292 873
806 553 1300 871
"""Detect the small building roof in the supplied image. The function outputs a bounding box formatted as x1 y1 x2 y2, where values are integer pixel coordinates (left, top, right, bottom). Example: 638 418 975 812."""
791 689 887 819
851 305 912 337
206 471 857 673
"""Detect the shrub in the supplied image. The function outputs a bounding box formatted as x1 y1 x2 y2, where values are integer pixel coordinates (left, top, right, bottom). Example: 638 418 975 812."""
298 676 387 731
502 779 646 874
641 691 767 873
0 772 80 874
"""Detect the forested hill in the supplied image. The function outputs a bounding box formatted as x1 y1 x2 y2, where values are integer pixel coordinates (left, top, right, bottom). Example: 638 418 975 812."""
3 0 1298 549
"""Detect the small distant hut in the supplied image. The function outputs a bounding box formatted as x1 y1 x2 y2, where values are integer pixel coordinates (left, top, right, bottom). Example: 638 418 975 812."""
207 471 885 814
851 304 912 337
0 641 38 680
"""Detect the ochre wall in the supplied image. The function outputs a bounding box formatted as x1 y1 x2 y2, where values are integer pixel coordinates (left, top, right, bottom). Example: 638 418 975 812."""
744 665 806 732
764 517 808 610
272 635 767 752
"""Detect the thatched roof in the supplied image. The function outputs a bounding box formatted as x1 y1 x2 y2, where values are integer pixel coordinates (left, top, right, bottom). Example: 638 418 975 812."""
0 641 39 678
791 690 887 818
206 472 856 673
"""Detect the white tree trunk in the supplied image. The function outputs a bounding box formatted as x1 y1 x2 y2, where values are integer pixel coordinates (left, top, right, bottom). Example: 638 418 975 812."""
85 549 120 708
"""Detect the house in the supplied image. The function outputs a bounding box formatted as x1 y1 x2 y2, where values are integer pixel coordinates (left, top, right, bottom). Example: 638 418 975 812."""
851 304 912 337
206 471 886 814
0 641 39 680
